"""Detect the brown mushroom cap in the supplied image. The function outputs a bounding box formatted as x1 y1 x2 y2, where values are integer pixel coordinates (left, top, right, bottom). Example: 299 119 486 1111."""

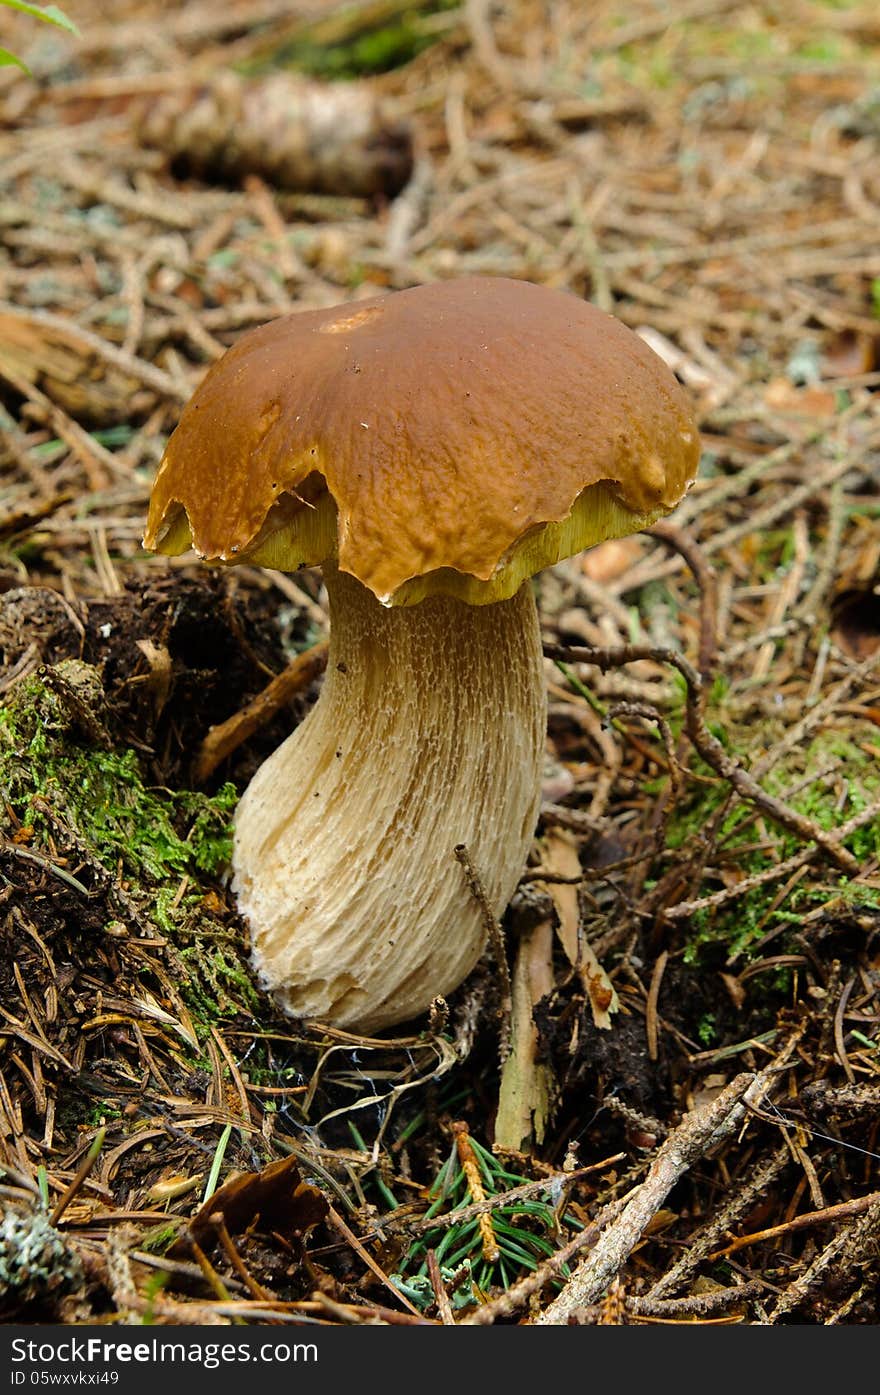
144 276 700 604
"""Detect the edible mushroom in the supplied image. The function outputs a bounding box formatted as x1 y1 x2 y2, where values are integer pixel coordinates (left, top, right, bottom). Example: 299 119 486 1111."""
143 276 700 1033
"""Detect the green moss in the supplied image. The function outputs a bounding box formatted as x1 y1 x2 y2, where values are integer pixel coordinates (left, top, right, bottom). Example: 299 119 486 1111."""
0 662 250 1033
138 1223 183 1255
795 36 848 63
177 937 264 1021
670 722 880 963
0 665 237 890
697 1013 718 1046
85 1101 123 1127
245 0 458 80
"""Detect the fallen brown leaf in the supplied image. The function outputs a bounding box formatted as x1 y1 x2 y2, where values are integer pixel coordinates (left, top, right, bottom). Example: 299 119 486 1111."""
173 1154 327 1254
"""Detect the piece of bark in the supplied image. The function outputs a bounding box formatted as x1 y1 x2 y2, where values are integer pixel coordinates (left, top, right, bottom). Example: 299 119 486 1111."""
537 1072 770 1323
138 71 413 198
494 912 555 1153
542 826 618 1028
0 311 144 425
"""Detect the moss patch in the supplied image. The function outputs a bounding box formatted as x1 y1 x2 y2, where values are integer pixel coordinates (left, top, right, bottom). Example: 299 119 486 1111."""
667 720 880 963
242 0 458 79
0 659 261 1029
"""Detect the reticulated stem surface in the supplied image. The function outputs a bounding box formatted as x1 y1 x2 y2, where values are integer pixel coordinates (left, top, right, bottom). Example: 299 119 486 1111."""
233 564 546 1032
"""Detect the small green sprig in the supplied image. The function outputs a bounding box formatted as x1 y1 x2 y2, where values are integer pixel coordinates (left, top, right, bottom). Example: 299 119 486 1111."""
392 1134 577 1311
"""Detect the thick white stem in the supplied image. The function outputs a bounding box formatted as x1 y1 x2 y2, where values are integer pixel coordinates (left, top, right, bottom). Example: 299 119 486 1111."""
232 564 546 1032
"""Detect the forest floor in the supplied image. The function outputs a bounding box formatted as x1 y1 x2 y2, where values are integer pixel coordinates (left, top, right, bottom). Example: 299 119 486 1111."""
1 0 880 1326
